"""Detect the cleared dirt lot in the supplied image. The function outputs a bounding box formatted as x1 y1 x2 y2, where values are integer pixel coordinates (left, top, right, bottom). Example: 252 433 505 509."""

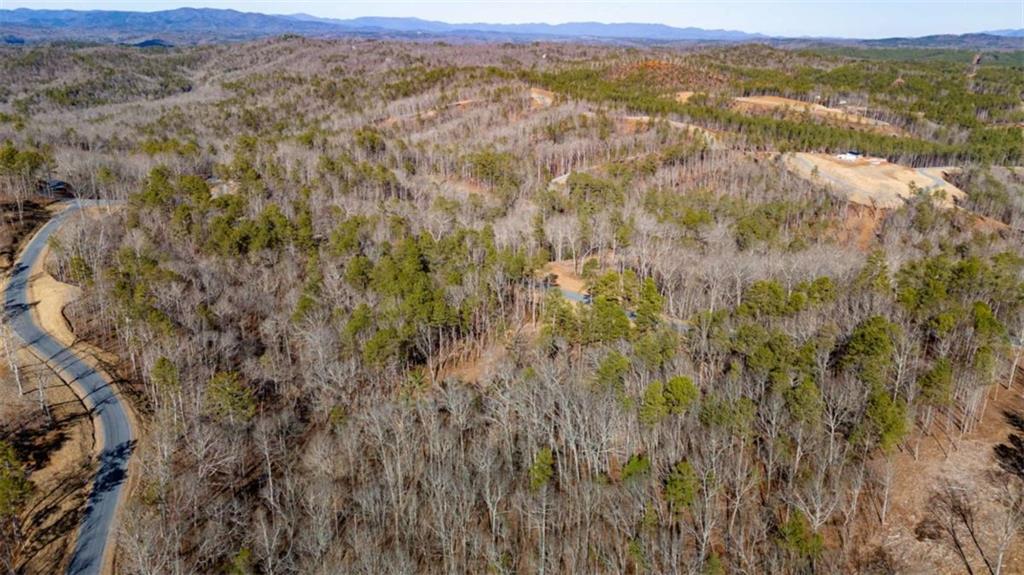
576 111 718 147
734 95 903 136
541 260 587 295
529 87 555 109
785 152 965 209
836 203 886 251
617 114 717 145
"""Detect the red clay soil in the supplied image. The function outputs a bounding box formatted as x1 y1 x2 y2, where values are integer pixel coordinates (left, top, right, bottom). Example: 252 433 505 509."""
961 210 1011 235
837 203 886 251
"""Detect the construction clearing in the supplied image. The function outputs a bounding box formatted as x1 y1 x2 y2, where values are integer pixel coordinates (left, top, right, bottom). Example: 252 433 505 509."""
785 152 965 209
529 87 555 109
734 95 903 136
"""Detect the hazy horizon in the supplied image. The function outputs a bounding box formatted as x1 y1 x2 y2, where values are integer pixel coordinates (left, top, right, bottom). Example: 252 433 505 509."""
4 1 1023 39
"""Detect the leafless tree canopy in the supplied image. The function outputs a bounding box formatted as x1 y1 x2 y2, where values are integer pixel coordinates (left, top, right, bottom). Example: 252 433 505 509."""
2 37 1023 573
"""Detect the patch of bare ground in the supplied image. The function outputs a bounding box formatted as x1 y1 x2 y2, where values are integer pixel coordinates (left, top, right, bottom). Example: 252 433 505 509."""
836 203 887 251
424 174 488 198
786 152 966 209
541 259 588 295
578 111 718 147
33 209 121 366
874 378 1024 574
840 200 1011 251
622 115 717 143
954 208 1012 236
529 87 555 109
209 178 240 199
441 329 523 385
733 95 904 136
5 351 92 574
675 91 695 104
380 97 483 128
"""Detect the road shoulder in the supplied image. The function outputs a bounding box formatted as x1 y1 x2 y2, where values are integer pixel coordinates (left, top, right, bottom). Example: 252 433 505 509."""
16 203 138 575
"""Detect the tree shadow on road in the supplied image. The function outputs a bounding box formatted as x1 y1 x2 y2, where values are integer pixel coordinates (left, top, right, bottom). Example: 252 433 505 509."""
65 439 135 575
89 439 134 500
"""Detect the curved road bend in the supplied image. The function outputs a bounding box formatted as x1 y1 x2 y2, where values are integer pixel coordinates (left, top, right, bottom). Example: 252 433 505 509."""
3 200 132 575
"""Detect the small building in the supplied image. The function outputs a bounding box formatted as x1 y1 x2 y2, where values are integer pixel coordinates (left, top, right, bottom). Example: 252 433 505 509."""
836 151 862 162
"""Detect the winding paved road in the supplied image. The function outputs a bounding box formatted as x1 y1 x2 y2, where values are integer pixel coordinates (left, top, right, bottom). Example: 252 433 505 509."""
3 201 131 575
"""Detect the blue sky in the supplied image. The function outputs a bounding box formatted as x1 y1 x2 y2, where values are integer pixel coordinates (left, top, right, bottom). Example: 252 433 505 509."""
4 1 1023 38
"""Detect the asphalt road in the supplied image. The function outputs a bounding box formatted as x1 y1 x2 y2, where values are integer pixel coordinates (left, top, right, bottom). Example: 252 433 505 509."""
3 201 132 575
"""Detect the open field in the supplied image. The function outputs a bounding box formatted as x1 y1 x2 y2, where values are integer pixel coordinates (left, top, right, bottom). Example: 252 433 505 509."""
785 152 966 209
733 95 904 136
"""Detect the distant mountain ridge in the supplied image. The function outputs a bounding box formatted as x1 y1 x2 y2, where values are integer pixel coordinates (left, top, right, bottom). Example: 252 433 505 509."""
0 8 344 40
985 29 1024 38
288 16 765 41
0 8 764 43
0 7 1021 47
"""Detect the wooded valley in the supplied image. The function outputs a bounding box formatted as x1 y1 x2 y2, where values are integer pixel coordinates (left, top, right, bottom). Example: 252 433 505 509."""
1 38 1023 573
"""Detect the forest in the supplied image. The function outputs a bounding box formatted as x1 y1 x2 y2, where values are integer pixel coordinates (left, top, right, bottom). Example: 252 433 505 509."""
0 37 1023 574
